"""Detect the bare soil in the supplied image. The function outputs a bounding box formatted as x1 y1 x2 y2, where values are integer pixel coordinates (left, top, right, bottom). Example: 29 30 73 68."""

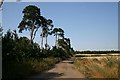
26 60 85 80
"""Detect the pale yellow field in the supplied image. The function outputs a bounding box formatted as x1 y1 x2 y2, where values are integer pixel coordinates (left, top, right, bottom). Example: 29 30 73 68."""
74 56 119 78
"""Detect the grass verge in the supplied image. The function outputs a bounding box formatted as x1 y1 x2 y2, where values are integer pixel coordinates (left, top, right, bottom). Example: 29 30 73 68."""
74 56 118 78
2 57 62 80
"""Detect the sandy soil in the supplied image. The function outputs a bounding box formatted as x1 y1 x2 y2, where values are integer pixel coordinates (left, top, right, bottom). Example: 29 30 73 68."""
26 60 85 80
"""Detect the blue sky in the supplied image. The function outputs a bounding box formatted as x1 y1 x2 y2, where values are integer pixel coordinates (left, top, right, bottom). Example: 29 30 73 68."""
2 2 118 51
3 0 120 2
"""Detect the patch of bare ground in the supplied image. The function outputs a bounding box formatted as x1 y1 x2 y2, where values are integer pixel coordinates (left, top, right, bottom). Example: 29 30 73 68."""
26 60 85 80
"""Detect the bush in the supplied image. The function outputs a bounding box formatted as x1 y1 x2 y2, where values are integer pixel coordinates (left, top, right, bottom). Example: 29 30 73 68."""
2 57 62 80
2 30 71 79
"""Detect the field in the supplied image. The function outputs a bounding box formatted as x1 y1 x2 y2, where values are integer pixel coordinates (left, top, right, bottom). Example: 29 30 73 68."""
74 54 119 78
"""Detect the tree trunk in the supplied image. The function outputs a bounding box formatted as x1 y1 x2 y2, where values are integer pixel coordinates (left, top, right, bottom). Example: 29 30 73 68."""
55 34 58 48
45 34 48 50
30 31 33 44
41 31 43 49
30 23 34 44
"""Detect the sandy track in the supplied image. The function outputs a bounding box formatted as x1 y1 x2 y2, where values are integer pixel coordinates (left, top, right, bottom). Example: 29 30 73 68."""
26 60 84 80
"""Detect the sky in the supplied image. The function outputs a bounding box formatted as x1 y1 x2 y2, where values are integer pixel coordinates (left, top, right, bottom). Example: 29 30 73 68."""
3 0 120 2
2 2 118 51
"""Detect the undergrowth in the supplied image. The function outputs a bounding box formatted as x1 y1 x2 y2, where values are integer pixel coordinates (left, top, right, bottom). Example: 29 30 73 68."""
2 57 61 80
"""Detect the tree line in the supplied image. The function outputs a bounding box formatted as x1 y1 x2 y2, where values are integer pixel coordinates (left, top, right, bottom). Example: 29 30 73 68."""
76 50 120 54
2 5 74 62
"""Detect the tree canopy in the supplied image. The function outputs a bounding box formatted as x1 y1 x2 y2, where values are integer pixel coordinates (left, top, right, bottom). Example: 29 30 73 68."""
18 5 41 44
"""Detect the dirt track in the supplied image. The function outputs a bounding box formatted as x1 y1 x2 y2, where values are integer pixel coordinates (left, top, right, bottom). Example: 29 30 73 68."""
27 60 85 79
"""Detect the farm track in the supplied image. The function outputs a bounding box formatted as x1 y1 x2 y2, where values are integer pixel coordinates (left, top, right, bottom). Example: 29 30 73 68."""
26 60 85 80
25 54 120 80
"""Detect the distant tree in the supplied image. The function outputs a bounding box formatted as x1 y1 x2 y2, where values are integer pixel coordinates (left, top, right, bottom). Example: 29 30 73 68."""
64 38 71 49
51 28 59 47
44 19 53 50
40 16 47 49
40 16 53 49
51 28 64 48
18 5 41 44
57 37 73 57
58 28 64 39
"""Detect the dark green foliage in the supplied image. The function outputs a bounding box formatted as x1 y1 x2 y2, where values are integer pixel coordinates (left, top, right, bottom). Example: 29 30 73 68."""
76 50 120 54
19 5 41 32
0 26 3 38
40 16 53 49
51 47 69 59
2 57 61 80
2 29 73 62
2 30 41 62
2 29 18 62
57 38 74 57
18 5 41 44
51 28 64 38
2 30 64 79
51 28 64 47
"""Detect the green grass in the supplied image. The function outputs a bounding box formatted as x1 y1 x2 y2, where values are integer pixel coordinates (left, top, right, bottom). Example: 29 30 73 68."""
3 57 62 80
74 56 118 78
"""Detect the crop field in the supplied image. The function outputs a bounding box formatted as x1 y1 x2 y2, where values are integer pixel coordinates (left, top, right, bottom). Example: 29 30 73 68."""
74 54 119 78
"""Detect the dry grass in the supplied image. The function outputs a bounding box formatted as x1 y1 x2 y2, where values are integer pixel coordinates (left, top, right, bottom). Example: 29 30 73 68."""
3 57 62 79
74 56 118 78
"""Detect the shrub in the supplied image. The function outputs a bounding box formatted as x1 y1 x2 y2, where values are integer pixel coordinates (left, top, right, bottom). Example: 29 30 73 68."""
2 57 62 80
